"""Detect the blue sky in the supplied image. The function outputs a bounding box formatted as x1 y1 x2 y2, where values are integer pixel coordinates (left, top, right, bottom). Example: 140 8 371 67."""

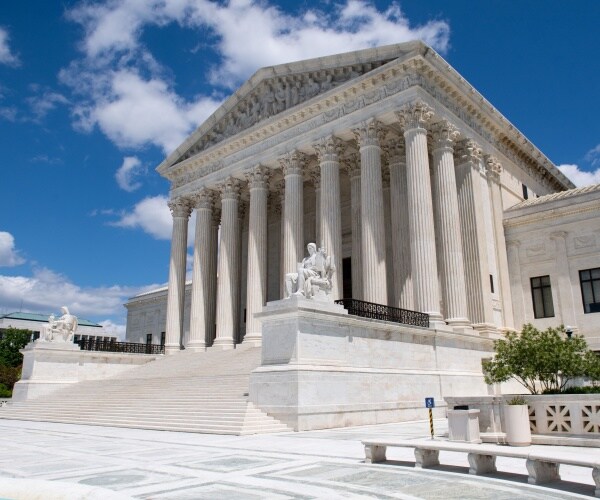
1 0 599 336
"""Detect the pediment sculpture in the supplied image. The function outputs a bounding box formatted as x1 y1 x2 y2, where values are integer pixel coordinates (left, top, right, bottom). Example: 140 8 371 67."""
40 306 78 343
284 243 335 301
180 61 392 160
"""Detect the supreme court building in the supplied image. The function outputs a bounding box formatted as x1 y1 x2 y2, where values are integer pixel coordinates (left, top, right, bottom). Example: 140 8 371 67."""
125 41 600 353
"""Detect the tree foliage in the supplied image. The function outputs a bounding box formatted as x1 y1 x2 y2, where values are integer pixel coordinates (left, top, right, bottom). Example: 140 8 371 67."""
483 324 600 394
0 328 32 368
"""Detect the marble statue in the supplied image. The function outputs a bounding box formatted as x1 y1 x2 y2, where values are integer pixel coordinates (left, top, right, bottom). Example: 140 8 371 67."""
284 243 335 300
40 306 78 342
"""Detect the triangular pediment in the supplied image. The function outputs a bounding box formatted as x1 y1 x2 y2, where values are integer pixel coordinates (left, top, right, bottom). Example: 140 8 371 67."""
159 41 426 172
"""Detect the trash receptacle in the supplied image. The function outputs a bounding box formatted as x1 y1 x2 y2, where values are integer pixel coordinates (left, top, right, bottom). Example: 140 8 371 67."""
447 408 481 443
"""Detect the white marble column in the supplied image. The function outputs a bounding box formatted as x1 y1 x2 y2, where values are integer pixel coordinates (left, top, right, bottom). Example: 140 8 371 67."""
164 197 192 354
343 155 362 300
431 120 469 327
314 135 343 299
485 156 515 330
280 152 305 278
214 178 241 349
244 166 270 345
188 189 215 351
274 180 286 299
455 140 495 334
385 139 413 311
396 102 441 320
208 206 219 345
382 165 394 305
312 170 322 246
353 120 387 304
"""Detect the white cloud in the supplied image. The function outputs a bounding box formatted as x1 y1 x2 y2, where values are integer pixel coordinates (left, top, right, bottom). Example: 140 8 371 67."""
110 194 197 244
61 0 449 153
585 144 600 168
0 27 19 66
115 155 145 191
0 232 25 267
0 267 160 319
557 164 600 188
99 319 127 340
26 89 69 122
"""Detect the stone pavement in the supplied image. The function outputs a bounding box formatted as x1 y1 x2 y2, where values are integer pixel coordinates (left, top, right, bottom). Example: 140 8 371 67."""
0 419 596 499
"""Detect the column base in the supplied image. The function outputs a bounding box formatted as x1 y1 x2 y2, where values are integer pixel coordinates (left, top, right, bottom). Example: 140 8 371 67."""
472 323 498 337
212 339 236 350
164 344 182 355
186 342 208 352
243 334 262 347
446 318 476 335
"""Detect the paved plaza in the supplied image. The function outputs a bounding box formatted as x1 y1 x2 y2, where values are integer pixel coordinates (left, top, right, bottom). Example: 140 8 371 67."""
0 419 596 499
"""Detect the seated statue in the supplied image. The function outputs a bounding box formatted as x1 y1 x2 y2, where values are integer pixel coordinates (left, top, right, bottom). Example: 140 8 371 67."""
285 243 335 300
40 306 78 342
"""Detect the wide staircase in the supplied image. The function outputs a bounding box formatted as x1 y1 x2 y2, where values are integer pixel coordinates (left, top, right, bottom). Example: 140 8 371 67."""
0 344 290 435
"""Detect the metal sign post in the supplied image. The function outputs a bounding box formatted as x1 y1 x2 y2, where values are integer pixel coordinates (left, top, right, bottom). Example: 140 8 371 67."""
425 397 435 439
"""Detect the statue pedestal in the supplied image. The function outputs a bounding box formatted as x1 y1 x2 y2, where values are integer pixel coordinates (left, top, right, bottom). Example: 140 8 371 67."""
12 340 81 402
250 298 494 431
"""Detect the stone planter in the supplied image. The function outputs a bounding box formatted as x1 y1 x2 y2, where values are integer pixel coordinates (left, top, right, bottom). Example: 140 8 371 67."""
505 404 532 446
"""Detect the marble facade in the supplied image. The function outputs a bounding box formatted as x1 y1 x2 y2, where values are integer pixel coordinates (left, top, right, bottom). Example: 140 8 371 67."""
126 41 576 350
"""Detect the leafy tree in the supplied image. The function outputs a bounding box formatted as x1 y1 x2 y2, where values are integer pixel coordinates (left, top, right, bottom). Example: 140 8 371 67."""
0 328 32 368
483 324 600 394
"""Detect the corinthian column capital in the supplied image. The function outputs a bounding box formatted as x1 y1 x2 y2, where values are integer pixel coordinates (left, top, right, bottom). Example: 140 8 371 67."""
246 165 270 189
278 151 306 176
341 153 361 179
313 135 343 162
484 155 502 183
168 197 193 218
456 139 483 165
217 177 241 201
190 189 215 210
396 100 434 131
431 119 460 150
352 118 384 148
382 138 406 164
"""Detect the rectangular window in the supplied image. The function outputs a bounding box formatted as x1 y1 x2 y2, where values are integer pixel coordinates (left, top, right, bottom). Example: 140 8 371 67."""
530 275 554 318
580 268 600 313
522 184 529 200
160 332 166 346
490 274 495 294
146 333 152 345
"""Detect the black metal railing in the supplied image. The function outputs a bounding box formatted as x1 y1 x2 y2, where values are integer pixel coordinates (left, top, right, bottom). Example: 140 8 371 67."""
335 298 429 328
76 338 165 355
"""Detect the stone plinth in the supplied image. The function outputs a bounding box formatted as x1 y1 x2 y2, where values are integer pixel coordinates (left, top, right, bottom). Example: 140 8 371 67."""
12 341 158 401
250 299 496 431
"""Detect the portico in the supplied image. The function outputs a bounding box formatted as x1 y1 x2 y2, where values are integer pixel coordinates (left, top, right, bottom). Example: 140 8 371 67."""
156 41 572 352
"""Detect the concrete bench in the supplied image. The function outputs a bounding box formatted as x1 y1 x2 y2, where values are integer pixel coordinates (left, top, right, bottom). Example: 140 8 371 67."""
362 439 600 496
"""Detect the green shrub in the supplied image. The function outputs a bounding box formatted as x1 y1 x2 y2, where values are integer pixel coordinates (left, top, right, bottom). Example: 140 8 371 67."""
542 385 600 395
0 328 32 367
0 383 11 398
483 324 600 394
0 364 21 391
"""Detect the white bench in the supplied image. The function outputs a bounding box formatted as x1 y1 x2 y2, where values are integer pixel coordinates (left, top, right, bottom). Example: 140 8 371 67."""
362 439 600 496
